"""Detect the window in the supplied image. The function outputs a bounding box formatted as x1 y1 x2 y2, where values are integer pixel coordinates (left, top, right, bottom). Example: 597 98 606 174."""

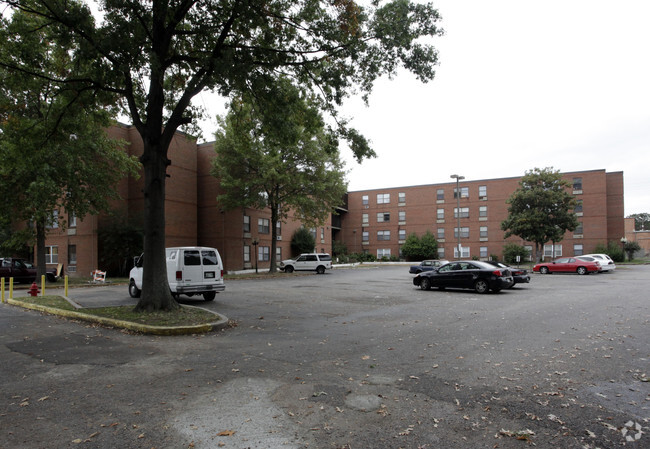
453 207 469 218
377 248 391 259
544 244 563 257
437 208 444 220
276 247 282 263
574 222 583 235
454 187 469 199
243 215 250 232
453 246 470 258
480 246 488 258
276 221 282 236
258 218 270 234
362 195 369 205
399 229 406 240
575 200 583 213
46 246 58 264
377 212 390 222
362 231 369 242
310 228 317 240
184 250 201 265
320 228 325 242
454 227 469 238
437 247 445 258
478 185 487 199
479 206 487 217
398 192 406 204
68 245 77 265
574 244 584 256
377 193 390 204
437 228 445 240
398 211 406 222
480 226 488 238
69 213 77 228
362 213 369 225
377 230 391 241
573 177 582 191
47 210 59 229
243 245 251 263
436 189 444 201
258 246 270 261
524 245 533 261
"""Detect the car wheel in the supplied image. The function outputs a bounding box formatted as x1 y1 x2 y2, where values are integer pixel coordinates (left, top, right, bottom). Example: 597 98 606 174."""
203 292 216 301
576 266 588 275
285 265 294 273
316 265 325 274
419 277 431 290
539 266 550 274
128 280 141 298
474 279 489 294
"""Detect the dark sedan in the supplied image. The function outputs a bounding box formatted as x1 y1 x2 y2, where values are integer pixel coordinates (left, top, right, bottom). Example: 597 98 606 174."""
413 260 514 293
484 261 530 287
408 259 449 274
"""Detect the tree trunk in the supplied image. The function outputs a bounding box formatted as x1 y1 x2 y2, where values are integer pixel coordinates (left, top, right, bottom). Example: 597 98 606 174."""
35 220 46 279
269 201 279 273
134 138 179 312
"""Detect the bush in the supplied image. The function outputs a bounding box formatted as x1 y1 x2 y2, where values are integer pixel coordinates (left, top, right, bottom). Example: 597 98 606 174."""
400 231 438 261
593 241 625 263
502 243 531 264
290 227 315 256
332 240 347 257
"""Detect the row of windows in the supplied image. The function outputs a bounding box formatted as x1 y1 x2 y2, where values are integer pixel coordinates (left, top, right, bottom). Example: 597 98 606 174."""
362 186 490 207
361 226 491 242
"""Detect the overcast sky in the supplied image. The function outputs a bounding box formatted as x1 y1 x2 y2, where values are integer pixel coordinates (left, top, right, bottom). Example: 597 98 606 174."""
197 0 650 216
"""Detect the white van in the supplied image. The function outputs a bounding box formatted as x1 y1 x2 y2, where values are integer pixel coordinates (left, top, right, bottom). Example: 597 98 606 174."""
129 246 225 301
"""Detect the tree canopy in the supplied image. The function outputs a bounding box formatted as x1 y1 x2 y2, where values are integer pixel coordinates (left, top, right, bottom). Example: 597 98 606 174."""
627 213 650 231
212 77 348 272
500 167 578 261
400 231 438 261
0 7 139 276
0 0 444 310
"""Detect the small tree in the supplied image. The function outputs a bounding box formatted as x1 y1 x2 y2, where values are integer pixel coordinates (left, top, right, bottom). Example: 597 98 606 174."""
623 241 641 261
400 231 438 260
501 167 578 262
291 228 316 257
502 243 531 264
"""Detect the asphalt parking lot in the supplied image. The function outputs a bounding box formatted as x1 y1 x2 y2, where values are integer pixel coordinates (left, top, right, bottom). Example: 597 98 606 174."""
1 264 648 448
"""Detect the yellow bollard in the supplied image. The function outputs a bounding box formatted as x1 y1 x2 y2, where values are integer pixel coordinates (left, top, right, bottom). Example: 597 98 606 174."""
9 277 13 299
41 275 46 297
1 277 4 303
64 275 69 297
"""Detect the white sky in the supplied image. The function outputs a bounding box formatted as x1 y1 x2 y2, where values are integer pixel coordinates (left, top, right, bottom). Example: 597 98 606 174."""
196 0 650 216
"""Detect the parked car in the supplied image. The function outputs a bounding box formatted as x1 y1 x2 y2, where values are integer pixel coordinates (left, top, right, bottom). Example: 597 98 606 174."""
0 257 58 283
583 253 616 272
533 257 600 275
576 256 603 271
280 253 332 274
484 261 530 287
413 260 514 293
409 259 449 274
129 246 225 301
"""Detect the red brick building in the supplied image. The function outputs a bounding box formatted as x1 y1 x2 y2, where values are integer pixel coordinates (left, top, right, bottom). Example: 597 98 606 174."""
340 170 625 261
40 125 625 276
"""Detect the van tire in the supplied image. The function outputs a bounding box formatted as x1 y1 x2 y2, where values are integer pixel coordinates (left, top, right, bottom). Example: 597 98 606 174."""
128 280 141 298
316 265 325 274
203 292 216 301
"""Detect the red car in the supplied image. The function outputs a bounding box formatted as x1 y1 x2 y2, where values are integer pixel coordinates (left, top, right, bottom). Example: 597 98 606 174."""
533 257 600 275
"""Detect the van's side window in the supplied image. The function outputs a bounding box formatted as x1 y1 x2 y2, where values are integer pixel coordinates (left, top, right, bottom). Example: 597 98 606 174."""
202 250 218 265
184 250 201 266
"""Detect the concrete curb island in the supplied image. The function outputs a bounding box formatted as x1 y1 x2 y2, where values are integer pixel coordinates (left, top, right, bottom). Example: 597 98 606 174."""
5 297 229 336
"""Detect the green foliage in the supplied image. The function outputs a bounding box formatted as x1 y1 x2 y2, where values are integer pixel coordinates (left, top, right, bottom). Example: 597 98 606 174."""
332 240 348 258
400 231 438 261
623 240 641 261
501 167 578 261
627 213 650 231
97 213 144 277
291 228 316 257
502 243 531 264
593 241 625 263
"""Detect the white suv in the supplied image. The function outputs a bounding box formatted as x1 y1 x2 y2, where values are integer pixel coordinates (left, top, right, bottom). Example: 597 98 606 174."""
583 253 616 272
280 253 332 274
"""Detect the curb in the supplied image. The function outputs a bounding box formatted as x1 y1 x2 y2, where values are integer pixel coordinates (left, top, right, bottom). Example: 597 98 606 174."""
5 298 229 335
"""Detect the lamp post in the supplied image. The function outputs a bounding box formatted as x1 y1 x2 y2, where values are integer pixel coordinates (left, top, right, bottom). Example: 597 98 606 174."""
450 174 465 259
252 238 259 274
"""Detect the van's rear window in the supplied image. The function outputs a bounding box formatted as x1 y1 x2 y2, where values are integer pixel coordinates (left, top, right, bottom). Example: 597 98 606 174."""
184 251 201 266
202 250 218 265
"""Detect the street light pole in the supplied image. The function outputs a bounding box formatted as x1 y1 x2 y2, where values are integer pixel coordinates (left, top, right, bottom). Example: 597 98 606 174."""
450 174 465 259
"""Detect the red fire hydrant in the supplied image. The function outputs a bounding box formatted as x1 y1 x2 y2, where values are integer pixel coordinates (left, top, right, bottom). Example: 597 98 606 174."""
28 282 40 297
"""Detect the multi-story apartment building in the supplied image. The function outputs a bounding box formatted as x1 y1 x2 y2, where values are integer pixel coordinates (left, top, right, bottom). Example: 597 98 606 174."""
35 124 625 276
339 170 625 261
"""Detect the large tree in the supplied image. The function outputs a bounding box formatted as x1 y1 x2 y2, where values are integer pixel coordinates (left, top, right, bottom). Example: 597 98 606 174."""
0 8 139 278
212 77 347 272
0 0 443 311
501 167 579 262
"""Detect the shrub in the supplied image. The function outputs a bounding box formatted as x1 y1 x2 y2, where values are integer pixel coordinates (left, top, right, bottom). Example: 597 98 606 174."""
593 241 625 263
290 227 316 256
502 243 531 264
400 231 438 260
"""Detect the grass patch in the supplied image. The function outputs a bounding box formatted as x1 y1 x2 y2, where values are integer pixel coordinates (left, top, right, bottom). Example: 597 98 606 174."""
17 295 76 310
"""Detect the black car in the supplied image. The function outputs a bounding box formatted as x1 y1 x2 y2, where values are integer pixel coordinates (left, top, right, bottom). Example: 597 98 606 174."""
484 261 530 287
413 260 514 293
